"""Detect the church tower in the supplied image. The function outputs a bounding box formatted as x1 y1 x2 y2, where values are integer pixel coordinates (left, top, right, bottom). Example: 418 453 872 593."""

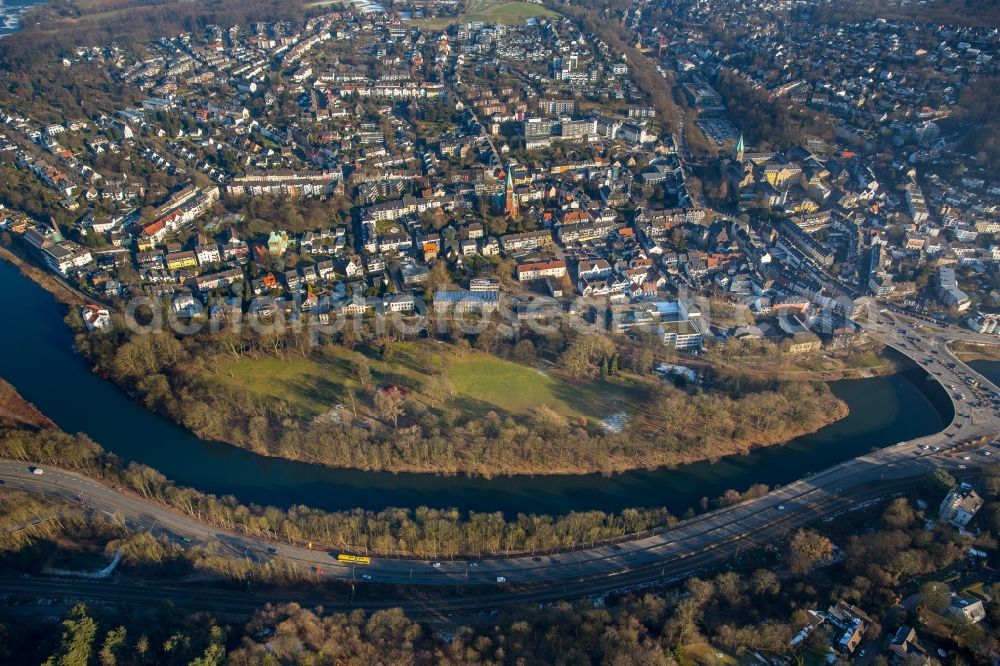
504 167 517 218
735 133 745 163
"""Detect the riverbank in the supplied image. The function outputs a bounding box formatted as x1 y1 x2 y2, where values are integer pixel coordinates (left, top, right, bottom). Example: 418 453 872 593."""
0 0 43 37
0 377 55 430
0 245 87 306
89 331 851 477
683 347 904 383
166 345 851 476
0 380 679 557
0 248 852 477
0 256 947 516
951 340 1000 363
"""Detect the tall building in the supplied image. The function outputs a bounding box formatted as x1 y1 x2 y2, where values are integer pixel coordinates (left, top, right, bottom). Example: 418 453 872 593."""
504 168 517 218
735 133 744 163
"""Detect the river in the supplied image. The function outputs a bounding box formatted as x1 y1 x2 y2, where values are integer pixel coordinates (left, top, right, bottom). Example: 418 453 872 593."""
0 259 954 517
0 0 42 36
965 359 1000 391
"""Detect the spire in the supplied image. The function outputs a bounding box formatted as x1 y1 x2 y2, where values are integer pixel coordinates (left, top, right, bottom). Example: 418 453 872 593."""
735 133 745 163
504 166 517 218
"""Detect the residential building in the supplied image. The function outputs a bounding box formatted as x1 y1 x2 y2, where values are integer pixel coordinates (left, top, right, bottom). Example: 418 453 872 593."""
939 483 984 528
517 259 567 282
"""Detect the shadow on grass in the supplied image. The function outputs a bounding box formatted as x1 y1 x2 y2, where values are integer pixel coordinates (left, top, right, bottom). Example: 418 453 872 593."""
548 375 646 422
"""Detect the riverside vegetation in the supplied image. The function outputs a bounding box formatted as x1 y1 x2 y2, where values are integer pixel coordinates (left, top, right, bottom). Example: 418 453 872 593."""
0 379 800 558
70 305 847 477
4 469 999 665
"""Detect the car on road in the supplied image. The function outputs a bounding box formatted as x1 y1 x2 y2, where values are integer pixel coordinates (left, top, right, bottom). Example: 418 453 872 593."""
778 505 786 510
361 574 373 581
984 451 992 456
0 479 5 485
267 547 277 554
29 467 43 475
495 576 507 583
431 562 442 568
468 562 479 568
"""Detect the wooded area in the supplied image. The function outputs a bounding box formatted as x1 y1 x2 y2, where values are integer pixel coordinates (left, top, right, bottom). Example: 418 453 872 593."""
3 470 999 665
713 70 834 151
72 312 846 476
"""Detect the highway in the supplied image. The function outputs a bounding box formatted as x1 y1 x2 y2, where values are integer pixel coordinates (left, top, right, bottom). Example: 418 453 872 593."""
1 316 999 602
0 477 939 622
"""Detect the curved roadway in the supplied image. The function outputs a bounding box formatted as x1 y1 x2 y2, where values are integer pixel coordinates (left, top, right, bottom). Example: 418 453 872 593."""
1 315 999 596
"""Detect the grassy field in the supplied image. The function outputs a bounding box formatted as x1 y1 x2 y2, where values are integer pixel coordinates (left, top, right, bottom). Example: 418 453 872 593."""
466 1 559 24
208 341 646 424
951 340 1000 361
445 352 641 420
680 643 739 666
405 17 460 31
211 346 364 419
407 0 558 29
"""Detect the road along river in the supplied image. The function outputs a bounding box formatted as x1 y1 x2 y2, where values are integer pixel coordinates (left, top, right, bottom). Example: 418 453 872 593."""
0 259 951 517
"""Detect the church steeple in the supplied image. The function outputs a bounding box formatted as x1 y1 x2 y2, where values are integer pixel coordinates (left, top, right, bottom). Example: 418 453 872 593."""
504 167 517 218
735 133 745 163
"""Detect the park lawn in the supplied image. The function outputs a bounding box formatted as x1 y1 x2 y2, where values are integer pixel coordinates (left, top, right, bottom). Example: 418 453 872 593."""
442 349 646 421
404 17 459 30
206 341 647 424
680 643 739 666
209 348 362 418
444 352 569 416
407 1 559 29
842 351 886 369
466 1 559 25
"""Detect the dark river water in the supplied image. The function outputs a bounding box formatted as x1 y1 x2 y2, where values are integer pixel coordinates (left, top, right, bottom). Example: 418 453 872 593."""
0 259 954 517
966 359 1000 389
0 0 43 37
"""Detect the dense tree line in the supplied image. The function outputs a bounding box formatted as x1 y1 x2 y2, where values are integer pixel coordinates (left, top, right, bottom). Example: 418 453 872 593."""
0 424 677 558
72 310 845 477
4 470 998 665
948 75 1000 173
0 484 306 587
555 2 682 134
814 0 1000 29
713 69 834 151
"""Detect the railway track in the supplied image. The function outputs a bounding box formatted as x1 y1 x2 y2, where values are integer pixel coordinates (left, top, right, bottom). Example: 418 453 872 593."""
0 476 925 623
